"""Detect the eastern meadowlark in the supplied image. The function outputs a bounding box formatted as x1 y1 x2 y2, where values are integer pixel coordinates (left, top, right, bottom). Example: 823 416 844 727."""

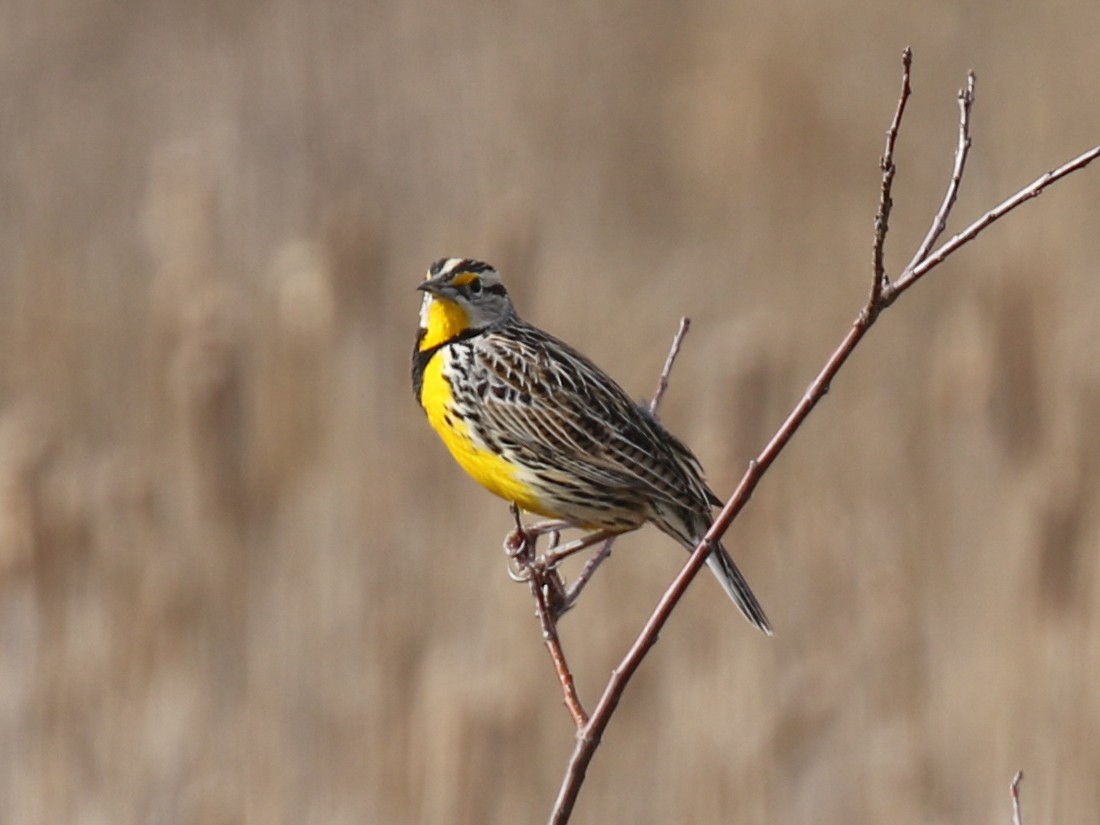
412 258 771 634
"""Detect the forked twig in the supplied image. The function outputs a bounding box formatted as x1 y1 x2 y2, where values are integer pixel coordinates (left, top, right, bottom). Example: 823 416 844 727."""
544 51 1099 825
907 72 975 271
886 141 1100 305
509 505 588 728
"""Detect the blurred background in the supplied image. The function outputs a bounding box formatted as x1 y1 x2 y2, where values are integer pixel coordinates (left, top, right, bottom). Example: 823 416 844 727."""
2 1 1099 823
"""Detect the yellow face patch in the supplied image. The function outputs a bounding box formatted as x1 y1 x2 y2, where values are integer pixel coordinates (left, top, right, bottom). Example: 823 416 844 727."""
418 292 470 351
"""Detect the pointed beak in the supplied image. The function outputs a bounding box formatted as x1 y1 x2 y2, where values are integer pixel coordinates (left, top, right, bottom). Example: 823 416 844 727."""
418 275 457 300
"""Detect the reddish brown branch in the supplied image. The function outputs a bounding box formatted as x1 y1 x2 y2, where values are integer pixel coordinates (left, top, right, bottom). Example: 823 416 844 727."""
531 570 589 728
650 317 691 416
906 72 975 271
885 141 1100 306
509 506 588 728
545 53 1100 825
871 46 913 303
561 536 616 609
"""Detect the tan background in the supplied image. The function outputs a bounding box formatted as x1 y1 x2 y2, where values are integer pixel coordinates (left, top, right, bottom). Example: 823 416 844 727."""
2 1 1099 823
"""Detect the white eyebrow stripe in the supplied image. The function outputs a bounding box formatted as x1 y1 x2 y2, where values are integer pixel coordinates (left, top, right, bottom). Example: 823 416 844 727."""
439 258 464 276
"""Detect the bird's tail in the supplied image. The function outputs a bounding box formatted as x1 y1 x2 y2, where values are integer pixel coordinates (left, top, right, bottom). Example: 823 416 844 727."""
704 541 772 635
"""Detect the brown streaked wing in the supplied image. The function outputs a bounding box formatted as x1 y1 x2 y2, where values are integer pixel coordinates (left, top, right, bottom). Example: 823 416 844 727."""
469 322 713 513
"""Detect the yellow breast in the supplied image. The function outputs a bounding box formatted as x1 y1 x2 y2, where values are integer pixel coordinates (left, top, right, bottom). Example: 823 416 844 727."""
420 351 551 516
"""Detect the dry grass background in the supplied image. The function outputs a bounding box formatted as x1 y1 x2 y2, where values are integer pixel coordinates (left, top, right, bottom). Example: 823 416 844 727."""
1 1 1099 823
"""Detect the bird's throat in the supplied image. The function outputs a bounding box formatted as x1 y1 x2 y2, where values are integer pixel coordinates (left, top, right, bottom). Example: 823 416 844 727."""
418 296 470 351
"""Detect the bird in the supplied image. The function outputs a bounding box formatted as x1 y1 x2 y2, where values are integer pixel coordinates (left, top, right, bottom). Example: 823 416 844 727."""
411 257 771 634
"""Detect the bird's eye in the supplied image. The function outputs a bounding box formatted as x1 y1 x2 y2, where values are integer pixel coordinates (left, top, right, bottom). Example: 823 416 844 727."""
467 277 483 294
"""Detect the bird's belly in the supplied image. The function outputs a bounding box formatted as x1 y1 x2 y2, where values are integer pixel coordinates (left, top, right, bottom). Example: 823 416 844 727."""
422 355 550 515
442 423 550 515
420 353 648 532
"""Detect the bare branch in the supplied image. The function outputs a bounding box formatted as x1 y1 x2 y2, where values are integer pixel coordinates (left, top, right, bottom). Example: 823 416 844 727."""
871 46 913 305
531 573 589 728
905 71 976 273
886 142 1100 304
650 317 691 416
542 528 618 570
561 536 616 609
509 505 588 728
544 51 1100 824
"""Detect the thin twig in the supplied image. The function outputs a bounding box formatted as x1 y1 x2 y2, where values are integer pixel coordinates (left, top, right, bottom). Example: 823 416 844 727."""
886 142 1100 305
542 528 618 569
562 537 616 607
650 317 691 416
532 572 589 727
1011 771 1024 825
511 504 588 728
871 46 913 305
905 72 975 272
545 52 1100 824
